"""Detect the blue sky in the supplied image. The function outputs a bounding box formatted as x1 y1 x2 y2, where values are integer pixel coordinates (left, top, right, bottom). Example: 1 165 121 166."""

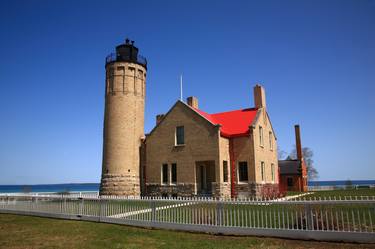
0 0 374 184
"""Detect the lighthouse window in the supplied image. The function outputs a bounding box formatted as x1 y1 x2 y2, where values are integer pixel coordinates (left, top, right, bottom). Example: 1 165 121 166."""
176 126 185 145
138 70 143 79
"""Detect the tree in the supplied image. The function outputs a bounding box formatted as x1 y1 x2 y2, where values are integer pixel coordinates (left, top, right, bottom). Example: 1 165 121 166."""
278 147 287 160
289 147 319 180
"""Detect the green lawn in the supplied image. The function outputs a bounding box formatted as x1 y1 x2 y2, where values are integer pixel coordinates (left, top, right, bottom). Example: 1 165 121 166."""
1 214 375 249
308 189 375 198
288 188 375 199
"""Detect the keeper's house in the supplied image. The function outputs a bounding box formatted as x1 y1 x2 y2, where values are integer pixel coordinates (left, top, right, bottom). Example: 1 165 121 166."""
143 85 279 198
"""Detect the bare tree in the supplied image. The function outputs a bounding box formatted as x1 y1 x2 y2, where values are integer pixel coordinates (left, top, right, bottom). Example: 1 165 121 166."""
278 147 287 160
289 147 319 180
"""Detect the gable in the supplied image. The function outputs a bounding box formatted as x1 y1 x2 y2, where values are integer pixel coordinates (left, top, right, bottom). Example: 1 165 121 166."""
250 108 277 140
146 100 218 139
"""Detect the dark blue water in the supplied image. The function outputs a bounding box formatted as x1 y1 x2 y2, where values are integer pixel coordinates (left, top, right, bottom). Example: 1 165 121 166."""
0 180 374 193
0 183 99 193
308 180 375 187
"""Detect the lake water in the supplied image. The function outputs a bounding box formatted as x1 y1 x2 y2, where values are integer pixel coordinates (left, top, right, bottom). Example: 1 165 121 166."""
0 180 374 193
308 180 375 187
0 183 99 193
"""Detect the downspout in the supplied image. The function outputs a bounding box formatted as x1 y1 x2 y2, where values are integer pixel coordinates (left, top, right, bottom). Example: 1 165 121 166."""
229 138 236 198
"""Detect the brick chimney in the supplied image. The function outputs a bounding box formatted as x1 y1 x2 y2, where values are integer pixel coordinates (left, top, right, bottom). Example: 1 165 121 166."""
156 114 165 125
253 84 266 109
187 96 199 109
295 125 303 161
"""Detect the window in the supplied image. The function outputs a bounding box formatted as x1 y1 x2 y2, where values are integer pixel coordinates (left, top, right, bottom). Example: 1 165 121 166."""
261 162 265 182
108 68 114 93
176 126 185 145
269 131 273 150
287 177 293 187
171 163 177 184
223 161 228 182
238 161 248 182
271 163 275 182
259 126 264 146
162 164 168 184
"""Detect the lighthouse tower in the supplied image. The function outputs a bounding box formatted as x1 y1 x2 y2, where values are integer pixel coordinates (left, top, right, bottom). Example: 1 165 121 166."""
100 39 147 196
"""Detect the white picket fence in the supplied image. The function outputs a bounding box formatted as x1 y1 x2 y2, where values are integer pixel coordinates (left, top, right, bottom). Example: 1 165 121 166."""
0 194 374 243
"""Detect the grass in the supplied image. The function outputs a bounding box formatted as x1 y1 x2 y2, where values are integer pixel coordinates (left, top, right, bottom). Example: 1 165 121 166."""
287 188 375 199
308 189 375 198
1 214 375 249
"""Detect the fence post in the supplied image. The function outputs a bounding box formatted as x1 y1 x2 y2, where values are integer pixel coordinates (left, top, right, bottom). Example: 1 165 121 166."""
216 202 223 226
99 197 103 222
151 200 156 224
79 197 84 216
30 197 33 211
305 203 312 230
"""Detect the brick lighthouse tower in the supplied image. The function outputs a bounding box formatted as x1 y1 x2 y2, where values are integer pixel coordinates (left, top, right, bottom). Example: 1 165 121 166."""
100 39 147 196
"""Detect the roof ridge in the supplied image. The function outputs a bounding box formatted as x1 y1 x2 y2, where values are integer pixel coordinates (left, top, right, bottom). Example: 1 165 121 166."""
210 107 258 115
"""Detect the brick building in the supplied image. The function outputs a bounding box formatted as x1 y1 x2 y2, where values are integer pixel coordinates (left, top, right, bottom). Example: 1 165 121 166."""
278 125 308 193
143 85 279 198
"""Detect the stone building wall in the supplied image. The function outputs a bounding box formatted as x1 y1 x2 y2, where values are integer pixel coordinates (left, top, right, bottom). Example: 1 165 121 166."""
217 137 231 198
251 108 279 186
145 101 221 197
143 85 279 198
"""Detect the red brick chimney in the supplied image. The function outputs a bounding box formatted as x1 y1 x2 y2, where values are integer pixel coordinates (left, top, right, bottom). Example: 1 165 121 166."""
187 96 199 109
295 125 303 161
156 114 165 125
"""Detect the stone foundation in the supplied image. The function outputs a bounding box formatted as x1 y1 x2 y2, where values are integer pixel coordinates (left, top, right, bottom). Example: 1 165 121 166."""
212 182 231 199
236 183 279 198
100 173 140 196
146 183 195 197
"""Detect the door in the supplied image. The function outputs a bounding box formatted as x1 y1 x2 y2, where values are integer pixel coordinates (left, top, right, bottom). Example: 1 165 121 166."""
200 165 207 192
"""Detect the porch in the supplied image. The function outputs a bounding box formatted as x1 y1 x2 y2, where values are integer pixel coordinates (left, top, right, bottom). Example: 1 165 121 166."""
195 160 216 196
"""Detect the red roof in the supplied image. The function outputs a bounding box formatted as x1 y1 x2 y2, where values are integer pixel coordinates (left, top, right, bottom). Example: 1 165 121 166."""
194 107 258 138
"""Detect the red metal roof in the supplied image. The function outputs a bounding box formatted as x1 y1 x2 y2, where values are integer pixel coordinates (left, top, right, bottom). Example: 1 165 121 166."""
194 107 258 138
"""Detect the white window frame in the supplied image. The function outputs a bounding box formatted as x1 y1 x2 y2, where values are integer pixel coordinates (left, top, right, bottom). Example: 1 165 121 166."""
269 131 273 150
259 126 264 147
175 126 185 146
271 163 275 183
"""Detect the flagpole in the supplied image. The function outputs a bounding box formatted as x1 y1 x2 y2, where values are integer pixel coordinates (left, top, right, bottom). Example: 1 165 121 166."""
180 74 183 101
